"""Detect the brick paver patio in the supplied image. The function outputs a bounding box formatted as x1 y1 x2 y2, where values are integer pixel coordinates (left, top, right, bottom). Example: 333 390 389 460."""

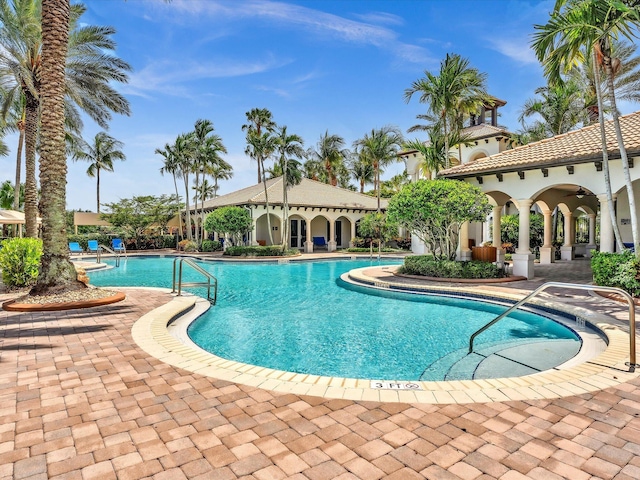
1 258 640 479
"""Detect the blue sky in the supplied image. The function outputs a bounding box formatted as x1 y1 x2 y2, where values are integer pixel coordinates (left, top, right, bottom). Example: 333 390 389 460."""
1 0 623 211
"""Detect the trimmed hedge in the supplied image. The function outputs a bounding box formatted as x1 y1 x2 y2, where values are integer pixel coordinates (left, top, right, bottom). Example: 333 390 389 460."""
400 255 505 279
201 240 223 252
224 246 299 257
591 250 640 296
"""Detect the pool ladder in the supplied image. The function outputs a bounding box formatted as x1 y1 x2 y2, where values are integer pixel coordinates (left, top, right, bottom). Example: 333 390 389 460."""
172 257 218 305
468 282 637 368
96 244 122 267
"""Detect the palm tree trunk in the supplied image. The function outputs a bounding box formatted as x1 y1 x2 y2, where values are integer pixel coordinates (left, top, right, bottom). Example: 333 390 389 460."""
172 173 183 242
260 156 274 246
24 93 39 238
605 59 639 255
592 53 623 251
32 0 84 295
183 174 192 241
194 170 200 245
13 125 24 211
376 161 381 213
96 166 101 213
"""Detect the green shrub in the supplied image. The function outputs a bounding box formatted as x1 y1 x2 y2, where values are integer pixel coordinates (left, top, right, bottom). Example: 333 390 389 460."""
591 251 640 296
224 246 298 257
178 240 198 252
345 247 398 253
201 240 222 252
0 237 43 287
399 255 504 279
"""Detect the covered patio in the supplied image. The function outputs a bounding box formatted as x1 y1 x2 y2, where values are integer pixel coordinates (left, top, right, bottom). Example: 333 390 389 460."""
197 177 385 252
440 111 640 279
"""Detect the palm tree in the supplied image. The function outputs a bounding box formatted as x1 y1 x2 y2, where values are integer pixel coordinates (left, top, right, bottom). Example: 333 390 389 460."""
157 142 184 241
173 133 195 241
206 161 233 198
518 81 587 137
307 131 349 186
188 119 227 244
404 53 488 169
274 125 304 249
0 180 13 209
72 132 125 213
349 149 375 193
32 0 84 294
193 178 216 239
532 0 640 253
242 108 275 183
354 126 404 212
0 0 131 238
569 39 640 123
246 130 277 245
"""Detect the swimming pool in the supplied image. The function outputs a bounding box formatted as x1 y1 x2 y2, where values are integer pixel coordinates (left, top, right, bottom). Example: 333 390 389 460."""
89 256 583 381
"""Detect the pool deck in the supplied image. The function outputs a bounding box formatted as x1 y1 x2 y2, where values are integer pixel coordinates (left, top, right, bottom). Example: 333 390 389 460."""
2 255 640 479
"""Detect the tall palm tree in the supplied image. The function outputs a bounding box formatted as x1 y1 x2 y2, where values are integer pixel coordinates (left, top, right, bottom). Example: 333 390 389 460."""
404 53 488 169
0 0 131 238
349 149 375 193
0 179 14 209
72 131 125 213
242 108 275 183
173 133 194 241
354 126 404 212
532 0 640 253
157 142 184 241
274 125 304 249
32 0 84 294
246 130 277 245
307 131 349 186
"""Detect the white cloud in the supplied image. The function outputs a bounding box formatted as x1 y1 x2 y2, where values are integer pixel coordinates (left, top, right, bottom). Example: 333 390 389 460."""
159 0 431 66
121 55 292 98
488 36 538 65
352 11 404 27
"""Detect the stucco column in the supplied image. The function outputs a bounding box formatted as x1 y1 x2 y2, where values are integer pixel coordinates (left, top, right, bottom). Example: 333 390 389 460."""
457 221 472 261
492 205 505 264
539 209 555 264
561 211 574 260
251 215 259 246
328 220 337 252
585 213 597 258
349 221 356 247
512 199 535 279
597 194 615 253
304 220 314 253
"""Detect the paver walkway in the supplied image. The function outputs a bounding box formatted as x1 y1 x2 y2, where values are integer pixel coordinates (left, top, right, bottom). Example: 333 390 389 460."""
1 258 640 479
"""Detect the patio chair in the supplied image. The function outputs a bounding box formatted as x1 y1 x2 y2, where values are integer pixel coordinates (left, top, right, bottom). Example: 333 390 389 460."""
312 236 327 249
87 240 99 254
112 238 126 254
68 242 83 254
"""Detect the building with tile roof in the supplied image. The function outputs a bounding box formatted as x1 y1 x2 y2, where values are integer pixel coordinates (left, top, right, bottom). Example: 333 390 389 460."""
197 177 387 252
433 110 640 279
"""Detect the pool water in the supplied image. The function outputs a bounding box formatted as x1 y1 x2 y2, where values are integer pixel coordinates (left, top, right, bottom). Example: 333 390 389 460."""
89 257 580 381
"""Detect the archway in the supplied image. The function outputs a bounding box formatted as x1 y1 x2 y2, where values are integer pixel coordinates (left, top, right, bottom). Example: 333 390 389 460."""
255 213 282 246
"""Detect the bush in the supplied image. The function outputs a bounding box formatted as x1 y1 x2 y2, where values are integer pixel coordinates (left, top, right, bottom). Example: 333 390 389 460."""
345 247 398 253
591 251 640 296
178 240 198 252
201 240 222 252
0 237 43 287
399 255 504 279
224 246 299 257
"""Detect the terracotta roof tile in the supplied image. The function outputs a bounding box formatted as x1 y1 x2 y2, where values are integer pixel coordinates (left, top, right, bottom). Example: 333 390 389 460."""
440 111 640 178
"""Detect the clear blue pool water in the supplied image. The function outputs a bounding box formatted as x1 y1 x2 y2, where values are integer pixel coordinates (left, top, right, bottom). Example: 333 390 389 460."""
89 256 580 381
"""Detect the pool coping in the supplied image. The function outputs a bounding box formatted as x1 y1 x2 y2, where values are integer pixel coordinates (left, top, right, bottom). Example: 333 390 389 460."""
130 267 640 404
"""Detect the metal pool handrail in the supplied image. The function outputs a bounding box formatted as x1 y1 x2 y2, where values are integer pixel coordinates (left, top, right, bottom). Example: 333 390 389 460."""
172 257 218 305
468 282 637 368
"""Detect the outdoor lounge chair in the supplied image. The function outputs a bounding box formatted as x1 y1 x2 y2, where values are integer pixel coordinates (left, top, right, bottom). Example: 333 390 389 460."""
87 240 99 254
312 236 327 249
112 238 126 254
68 242 83 254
